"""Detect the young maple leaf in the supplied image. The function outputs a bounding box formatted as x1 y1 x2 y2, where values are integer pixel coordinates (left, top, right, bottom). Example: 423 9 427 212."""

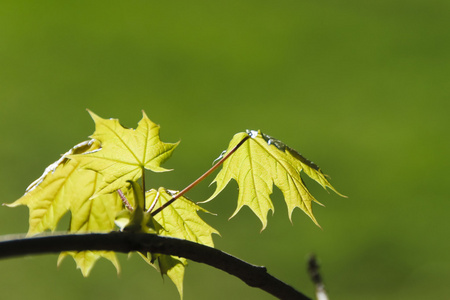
147 188 219 246
6 140 101 235
133 188 219 298
151 189 219 297
69 110 179 197
206 130 345 230
58 171 123 276
5 140 122 275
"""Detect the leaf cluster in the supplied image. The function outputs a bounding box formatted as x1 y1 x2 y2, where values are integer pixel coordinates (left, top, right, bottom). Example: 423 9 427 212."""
5 111 343 298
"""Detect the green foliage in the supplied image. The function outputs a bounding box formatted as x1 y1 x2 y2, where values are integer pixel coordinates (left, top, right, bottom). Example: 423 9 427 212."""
206 130 344 229
6 111 343 298
69 110 179 196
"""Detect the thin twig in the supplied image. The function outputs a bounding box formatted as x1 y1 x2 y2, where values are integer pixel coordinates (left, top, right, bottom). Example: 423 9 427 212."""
141 167 146 208
151 135 250 216
307 254 329 300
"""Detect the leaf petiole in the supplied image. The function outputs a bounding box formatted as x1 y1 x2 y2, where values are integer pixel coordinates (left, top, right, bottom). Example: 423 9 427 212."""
147 189 160 213
141 167 146 208
151 134 250 216
117 189 133 211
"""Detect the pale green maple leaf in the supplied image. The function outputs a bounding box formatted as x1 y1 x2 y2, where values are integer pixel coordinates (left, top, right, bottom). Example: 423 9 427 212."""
58 172 123 276
138 188 219 298
206 130 345 230
69 110 179 196
7 140 100 235
6 140 121 275
147 188 218 246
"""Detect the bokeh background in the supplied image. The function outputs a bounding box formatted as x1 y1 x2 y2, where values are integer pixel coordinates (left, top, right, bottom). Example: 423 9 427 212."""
1 1 449 299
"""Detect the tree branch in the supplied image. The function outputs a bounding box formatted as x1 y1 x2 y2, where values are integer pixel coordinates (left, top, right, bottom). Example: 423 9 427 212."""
0 232 311 300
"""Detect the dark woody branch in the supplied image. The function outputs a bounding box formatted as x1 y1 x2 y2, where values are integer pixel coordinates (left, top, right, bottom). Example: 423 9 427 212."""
0 232 311 300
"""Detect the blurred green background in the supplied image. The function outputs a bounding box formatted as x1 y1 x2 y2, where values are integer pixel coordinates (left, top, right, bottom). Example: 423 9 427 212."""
1 1 449 299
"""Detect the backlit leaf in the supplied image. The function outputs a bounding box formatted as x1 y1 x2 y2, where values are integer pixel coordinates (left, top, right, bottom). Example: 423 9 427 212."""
6 140 100 235
58 251 120 277
207 130 344 230
69 110 179 196
157 255 185 299
58 173 123 276
141 188 219 297
147 188 218 246
6 140 121 274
